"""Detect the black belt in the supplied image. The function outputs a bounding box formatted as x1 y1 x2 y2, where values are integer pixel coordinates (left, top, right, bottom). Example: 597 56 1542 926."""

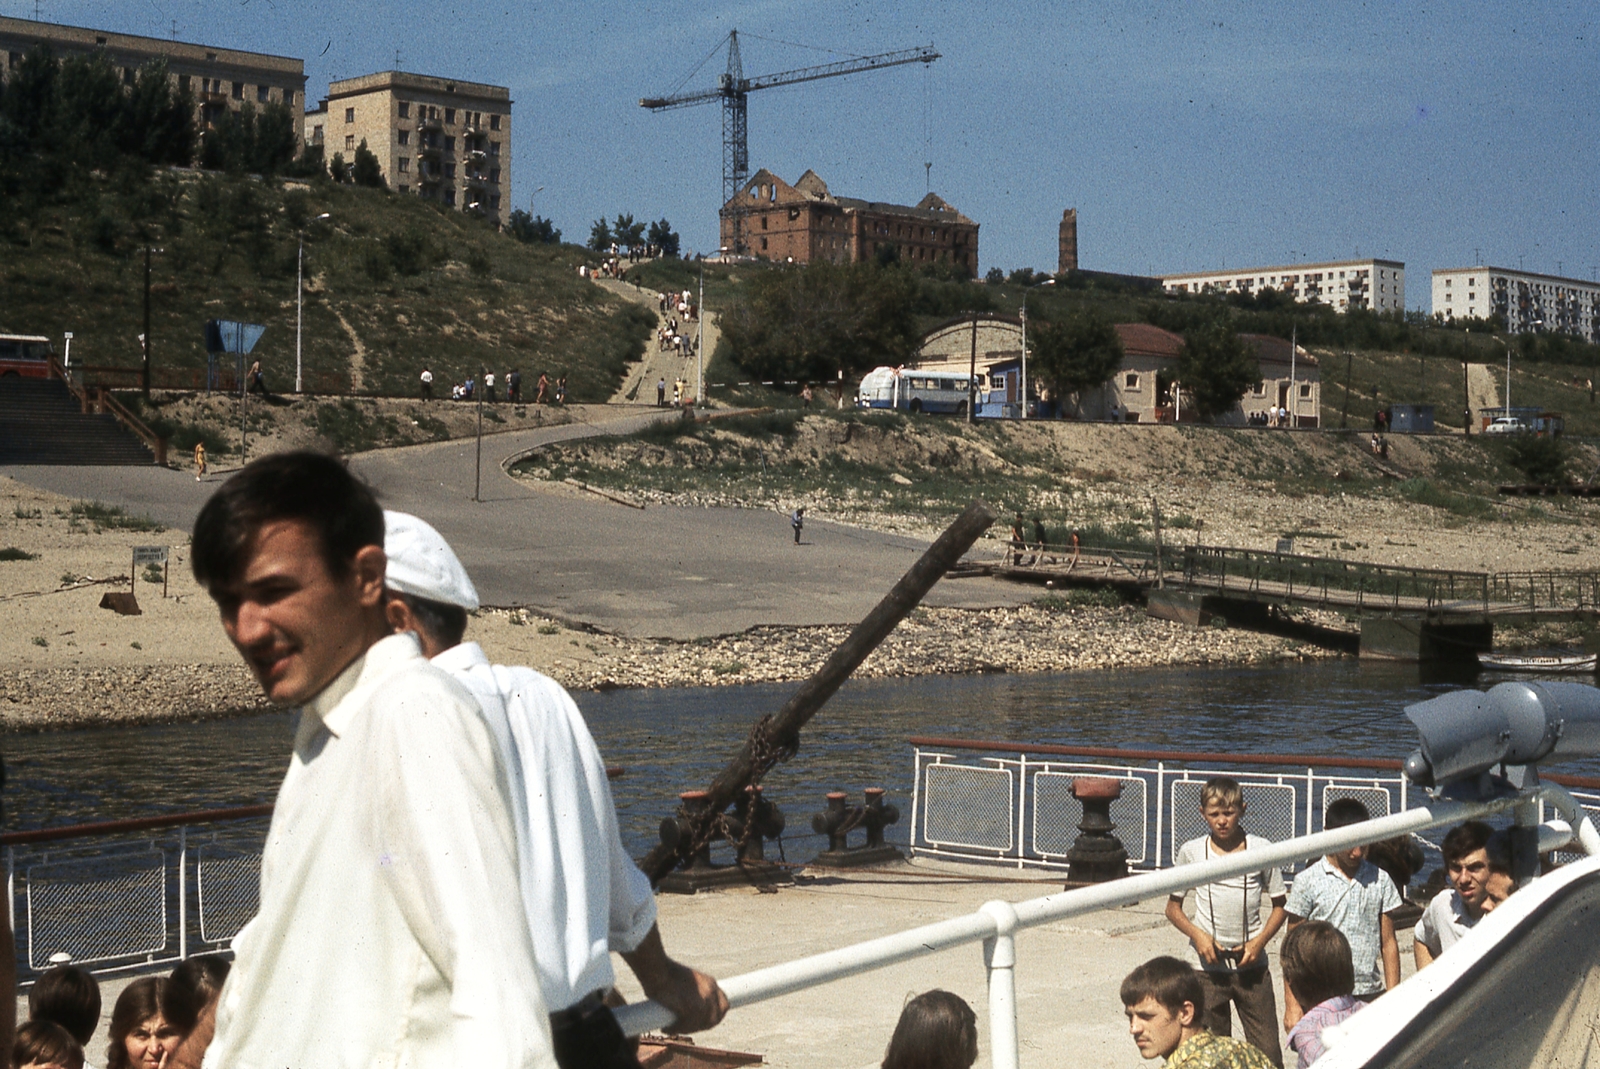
549 989 609 1029
549 990 640 1069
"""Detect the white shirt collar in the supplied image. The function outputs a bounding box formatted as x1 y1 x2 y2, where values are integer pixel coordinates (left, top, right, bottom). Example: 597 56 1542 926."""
432 641 491 674
302 633 423 739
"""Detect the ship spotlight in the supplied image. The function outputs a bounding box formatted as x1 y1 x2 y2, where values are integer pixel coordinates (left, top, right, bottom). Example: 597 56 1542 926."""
1402 681 1600 793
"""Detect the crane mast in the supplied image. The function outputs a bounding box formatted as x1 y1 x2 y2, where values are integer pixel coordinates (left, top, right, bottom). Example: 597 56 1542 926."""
640 30 940 255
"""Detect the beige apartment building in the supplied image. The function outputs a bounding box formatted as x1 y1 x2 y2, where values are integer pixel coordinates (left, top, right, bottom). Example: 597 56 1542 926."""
0 15 306 143
305 71 511 221
1161 258 1405 314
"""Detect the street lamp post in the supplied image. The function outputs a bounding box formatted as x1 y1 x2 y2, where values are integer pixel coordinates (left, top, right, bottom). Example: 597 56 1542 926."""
140 246 163 399
296 213 331 394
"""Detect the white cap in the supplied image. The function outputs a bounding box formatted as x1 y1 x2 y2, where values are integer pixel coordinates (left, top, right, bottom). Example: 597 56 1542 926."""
383 510 479 611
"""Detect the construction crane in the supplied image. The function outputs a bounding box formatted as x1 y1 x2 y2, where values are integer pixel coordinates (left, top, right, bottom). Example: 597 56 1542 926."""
641 30 939 255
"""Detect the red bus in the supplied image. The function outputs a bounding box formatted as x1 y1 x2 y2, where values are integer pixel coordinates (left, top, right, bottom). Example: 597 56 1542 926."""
0 335 53 378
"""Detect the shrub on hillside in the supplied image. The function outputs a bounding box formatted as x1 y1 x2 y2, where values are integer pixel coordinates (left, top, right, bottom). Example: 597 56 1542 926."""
1502 434 1570 486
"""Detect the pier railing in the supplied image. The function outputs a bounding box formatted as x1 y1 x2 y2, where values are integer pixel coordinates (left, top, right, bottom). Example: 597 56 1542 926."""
1488 571 1600 614
3 806 270 981
906 737 1600 873
1175 544 1492 613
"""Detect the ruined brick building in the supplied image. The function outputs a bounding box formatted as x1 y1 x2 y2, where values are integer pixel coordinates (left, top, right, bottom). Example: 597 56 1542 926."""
720 169 978 277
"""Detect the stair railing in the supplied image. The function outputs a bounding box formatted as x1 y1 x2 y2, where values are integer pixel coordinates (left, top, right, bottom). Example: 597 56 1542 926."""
48 357 169 466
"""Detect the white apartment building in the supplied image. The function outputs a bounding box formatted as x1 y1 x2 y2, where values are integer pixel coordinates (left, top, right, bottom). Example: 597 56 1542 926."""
1432 266 1600 342
1161 259 1405 313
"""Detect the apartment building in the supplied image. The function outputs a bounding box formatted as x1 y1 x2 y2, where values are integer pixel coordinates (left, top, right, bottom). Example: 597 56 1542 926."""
721 169 979 277
0 15 307 142
1432 266 1600 342
305 71 511 221
1161 259 1405 313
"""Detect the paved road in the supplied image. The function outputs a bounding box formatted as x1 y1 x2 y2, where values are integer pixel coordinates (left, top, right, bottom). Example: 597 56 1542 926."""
3 407 1029 639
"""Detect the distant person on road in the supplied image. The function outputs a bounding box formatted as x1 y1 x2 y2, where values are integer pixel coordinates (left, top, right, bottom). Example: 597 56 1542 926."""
791 507 804 544
194 442 207 481
484 371 497 403
880 990 978 1069
1281 922 1361 1069
1009 513 1027 565
246 361 268 398
1121 956 1274 1067
537 372 549 404
1031 515 1048 562
657 377 667 406
421 366 434 400
673 379 684 406
188 452 556 1069
555 376 567 405
1414 821 1494 970
801 384 813 407
1166 777 1287 1067
382 512 729 1068
509 369 522 404
1283 799 1401 1028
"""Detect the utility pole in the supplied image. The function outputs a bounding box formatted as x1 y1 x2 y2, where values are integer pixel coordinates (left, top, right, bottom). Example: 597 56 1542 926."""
1340 351 1353 429
142 245 153 399
474 366 485 502
1462 329 1471 434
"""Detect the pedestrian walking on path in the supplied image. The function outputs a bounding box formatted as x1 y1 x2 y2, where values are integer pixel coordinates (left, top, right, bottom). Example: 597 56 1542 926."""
656 378 667 406
791 507 804 545
194 442 207 481
420 367 433 400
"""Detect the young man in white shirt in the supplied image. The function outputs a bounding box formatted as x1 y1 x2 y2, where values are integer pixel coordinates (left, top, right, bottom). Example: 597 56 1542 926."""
382 511 728 1068
1413 820 1493 969
1165 777 1287 1067
181 452 555 1069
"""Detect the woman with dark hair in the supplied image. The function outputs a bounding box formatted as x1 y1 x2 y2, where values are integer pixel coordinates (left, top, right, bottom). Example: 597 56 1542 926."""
881 989 979 1069
106 978 178 1069
162 955 231 1035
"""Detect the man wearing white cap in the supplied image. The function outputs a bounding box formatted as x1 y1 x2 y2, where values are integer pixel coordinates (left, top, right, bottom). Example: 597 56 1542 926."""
383 511 728 1069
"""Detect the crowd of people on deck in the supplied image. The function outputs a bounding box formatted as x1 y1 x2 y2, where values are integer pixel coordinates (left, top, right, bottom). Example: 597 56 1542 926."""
0 450 1539 1069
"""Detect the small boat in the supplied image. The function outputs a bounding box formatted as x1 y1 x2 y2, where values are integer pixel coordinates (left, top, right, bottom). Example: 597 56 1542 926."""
1477 651 1598 673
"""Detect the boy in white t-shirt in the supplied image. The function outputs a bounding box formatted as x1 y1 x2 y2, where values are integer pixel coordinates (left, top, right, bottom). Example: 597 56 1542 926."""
1165 777 1288 1067
1413 820 1493 969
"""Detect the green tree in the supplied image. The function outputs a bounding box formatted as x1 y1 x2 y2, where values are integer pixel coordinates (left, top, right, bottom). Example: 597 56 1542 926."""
507 209 561 244
718 260 918 381
352 138 384 187
118 59 195 165
1502 434 1569 486
1177 318 1259 422
612 212 645 251
587 217 612 252
327 150 350 183
55 51 123 169
984 266 1004 284
0 45 57 148
646 217 679 257
1030 309 1125 400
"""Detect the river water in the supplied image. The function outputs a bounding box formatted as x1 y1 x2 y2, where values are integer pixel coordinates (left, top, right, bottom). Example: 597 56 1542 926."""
8 661 1599 859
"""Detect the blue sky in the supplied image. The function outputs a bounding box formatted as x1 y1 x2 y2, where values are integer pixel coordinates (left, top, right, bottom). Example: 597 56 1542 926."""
22 0 1600 305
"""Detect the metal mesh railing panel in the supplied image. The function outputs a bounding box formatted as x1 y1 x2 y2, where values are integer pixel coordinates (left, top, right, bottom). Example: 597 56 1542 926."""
1032 773 1148 863
197 848 260 945
25 852 166 969
1322 785 1393 828
922 764 1015 852
1170 781 1298 863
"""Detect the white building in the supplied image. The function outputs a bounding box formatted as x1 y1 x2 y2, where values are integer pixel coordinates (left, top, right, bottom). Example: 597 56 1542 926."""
1432 266 1600 342
1160 259 1405 313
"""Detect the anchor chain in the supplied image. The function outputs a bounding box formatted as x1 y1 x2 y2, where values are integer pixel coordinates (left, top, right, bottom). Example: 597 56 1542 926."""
667 714 797 878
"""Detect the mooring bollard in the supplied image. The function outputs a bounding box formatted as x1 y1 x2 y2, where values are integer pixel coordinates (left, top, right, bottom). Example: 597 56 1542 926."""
1066 777 1129 886
810 788 904 868
725 785 786 862
658 790 715 870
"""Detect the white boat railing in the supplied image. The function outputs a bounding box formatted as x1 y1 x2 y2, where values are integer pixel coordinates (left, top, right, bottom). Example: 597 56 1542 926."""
614 782 1600 1069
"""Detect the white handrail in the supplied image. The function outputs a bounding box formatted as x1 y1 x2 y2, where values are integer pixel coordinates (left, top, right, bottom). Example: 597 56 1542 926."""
616 786 1587 1069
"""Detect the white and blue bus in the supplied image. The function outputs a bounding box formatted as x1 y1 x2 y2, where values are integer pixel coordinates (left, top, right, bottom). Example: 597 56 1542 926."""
856 366 985 416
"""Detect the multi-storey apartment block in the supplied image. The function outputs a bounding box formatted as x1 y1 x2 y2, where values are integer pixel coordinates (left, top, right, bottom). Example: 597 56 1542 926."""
305 71 511 222
1160 259 1405 313
0 15 307 143
1432 266 1600 341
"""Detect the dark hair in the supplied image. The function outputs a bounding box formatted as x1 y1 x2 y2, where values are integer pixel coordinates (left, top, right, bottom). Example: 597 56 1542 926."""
1120 956 1203 1021
162 955 231 1033
1281 921 1355 1008
1485 829 1515 875
191 452 383 591
1441 820 1494 866
397 593 469 650
14 1020 84 1069
1324 798 1372 830
29 964 101 1044
106 977 167 1069
881 990 978 1069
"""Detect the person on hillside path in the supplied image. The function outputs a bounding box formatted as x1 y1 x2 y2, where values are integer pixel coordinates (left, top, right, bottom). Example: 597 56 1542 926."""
791 507 804 545
420 367 434 400
554 377 567 405
656 378 667 406
536 373 549 404
194 442 207 481
508 369 522 404
484 371 497 404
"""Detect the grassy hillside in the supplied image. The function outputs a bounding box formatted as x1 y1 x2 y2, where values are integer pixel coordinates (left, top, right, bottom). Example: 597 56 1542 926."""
0 170 654 402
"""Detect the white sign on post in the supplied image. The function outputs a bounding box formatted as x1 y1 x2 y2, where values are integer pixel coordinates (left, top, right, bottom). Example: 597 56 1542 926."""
132 546 168 565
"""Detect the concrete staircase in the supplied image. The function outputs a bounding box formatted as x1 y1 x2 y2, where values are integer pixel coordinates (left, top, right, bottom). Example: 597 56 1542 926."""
0 377 157 465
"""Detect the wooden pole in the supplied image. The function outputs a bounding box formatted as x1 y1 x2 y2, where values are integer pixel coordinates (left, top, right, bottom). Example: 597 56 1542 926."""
640 498 998 883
